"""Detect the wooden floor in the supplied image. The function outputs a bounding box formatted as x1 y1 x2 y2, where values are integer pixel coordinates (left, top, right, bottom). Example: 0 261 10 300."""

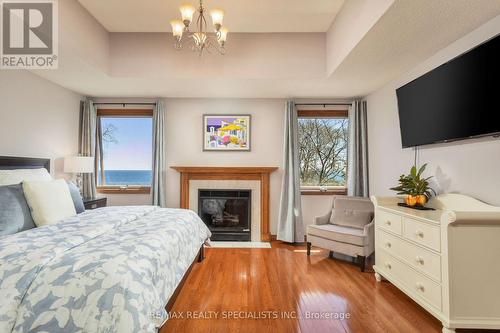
161 242 492 333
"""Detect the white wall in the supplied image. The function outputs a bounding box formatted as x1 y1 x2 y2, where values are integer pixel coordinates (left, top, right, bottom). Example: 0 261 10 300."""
367 15 500 206
0 71 81 178
164 99 284 235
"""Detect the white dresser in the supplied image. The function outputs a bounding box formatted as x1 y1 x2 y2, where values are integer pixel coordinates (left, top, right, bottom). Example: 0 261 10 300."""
371 194 500 333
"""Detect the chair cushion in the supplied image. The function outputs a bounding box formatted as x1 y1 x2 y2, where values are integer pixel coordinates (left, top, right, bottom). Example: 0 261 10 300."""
0 184 36 236
330 196 374 229
307 223 368 246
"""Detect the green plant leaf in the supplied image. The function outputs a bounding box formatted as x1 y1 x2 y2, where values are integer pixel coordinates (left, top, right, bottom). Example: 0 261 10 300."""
410 165 417 177
417 163 427 177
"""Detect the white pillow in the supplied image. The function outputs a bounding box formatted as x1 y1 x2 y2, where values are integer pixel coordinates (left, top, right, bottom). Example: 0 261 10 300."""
0 168 52 186
23 179 77 227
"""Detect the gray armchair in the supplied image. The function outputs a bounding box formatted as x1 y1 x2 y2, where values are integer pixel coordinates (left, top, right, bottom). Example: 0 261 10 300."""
306 196 374 271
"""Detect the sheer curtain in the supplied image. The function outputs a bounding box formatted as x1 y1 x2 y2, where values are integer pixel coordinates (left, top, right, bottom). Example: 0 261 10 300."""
347 100 369 197
152 100 167 207
79 98 97 199
277 100 304 243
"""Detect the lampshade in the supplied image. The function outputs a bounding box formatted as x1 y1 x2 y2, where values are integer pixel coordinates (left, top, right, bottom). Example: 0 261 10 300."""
218 27 229 43
64 156 94 173
210 9 224 30
180 4 196 25
170 20 184 38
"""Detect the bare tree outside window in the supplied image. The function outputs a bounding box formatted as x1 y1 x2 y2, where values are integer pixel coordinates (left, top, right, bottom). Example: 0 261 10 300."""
102 123 118 145
298 117 349 187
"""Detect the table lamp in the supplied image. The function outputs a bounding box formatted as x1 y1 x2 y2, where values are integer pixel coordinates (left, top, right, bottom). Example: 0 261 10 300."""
64 156 94 195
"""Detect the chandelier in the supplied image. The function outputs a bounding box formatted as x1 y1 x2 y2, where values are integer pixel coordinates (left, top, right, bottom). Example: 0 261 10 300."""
170 0 228 55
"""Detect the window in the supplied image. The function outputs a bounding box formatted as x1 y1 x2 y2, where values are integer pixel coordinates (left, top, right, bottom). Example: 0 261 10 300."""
97 109 153 194
298 110 349 195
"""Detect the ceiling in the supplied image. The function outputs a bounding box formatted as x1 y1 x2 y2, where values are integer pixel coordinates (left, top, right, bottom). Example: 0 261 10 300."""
77 0 345 33
32 0 500 98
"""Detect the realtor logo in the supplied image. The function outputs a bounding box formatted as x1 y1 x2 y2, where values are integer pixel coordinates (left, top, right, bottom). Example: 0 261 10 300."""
1 0 58 69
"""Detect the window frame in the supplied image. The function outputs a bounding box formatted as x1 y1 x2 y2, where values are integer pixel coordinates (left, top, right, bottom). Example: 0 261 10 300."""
297 109 349 196
96 109 154 195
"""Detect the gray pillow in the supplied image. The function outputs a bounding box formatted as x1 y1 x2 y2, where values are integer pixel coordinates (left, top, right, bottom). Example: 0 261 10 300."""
0 184 36 236
67 181 85 214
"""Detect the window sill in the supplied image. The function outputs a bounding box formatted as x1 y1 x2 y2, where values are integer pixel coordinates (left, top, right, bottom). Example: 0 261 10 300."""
97 186 151 194
300 188 347 196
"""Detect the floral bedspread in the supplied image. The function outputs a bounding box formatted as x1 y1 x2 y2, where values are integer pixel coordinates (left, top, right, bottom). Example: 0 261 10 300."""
0 206 211 333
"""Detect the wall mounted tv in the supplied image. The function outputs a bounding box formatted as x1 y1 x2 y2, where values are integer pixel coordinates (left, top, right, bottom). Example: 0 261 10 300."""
396 34 500 148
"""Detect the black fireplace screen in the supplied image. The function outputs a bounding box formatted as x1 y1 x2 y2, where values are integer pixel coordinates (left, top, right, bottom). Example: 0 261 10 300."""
198 190 251 241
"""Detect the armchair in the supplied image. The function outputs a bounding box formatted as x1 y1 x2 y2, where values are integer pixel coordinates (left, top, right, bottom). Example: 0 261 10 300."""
306 196 374 271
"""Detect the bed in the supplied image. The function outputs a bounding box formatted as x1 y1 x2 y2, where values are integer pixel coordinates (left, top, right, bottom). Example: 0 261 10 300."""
0 156 211 333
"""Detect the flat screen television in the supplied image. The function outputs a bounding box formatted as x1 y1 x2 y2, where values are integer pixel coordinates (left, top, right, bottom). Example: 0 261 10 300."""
396 34 500 148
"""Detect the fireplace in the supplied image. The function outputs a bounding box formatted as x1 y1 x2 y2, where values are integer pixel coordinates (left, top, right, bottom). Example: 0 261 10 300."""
198 189 251 241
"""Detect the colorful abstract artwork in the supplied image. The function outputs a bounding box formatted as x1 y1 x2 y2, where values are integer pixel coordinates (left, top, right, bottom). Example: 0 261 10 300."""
203 115 251 151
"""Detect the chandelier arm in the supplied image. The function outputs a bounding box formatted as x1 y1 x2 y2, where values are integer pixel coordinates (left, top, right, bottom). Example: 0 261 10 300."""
201 10 208 33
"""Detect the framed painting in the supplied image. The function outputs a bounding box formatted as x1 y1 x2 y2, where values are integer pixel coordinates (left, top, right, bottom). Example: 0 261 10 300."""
203 115 251 151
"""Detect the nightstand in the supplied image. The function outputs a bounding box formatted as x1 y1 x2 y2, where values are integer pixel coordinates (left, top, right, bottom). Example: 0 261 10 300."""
83 197 107 210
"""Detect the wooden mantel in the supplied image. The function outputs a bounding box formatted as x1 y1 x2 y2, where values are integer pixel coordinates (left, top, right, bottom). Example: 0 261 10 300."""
171 166 279 242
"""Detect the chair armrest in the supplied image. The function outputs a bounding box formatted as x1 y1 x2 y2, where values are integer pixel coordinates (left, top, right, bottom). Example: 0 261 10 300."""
363 219 375 256
314 211 331 225
363 219 374 236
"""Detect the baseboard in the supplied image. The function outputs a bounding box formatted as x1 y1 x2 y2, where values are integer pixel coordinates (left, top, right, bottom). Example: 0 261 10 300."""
270 235 308 242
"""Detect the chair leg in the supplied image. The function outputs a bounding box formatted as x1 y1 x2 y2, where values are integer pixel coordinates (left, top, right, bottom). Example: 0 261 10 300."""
306 242 312 256
357 255 366 272
329 251 334 258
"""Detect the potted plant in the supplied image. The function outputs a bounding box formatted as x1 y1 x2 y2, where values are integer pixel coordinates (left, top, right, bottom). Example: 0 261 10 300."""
390 164 436 207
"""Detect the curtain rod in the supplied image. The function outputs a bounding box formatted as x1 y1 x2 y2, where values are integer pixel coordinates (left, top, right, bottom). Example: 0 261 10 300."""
93 102 157 106
295 103 352 107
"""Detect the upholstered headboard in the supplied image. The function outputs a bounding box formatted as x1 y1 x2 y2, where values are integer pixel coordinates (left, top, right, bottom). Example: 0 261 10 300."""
0 156 50 171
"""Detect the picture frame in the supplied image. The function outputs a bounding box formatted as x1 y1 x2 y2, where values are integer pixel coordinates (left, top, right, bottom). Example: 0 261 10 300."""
203 114 251 151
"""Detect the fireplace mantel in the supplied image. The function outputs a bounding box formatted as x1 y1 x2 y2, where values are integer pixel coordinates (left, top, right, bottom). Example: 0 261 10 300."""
171 166 278 174
171 166 278 241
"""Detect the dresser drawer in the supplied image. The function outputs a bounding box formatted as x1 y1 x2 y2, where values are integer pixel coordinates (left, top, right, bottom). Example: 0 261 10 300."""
403 217 440 252
376 209 402 235
377 230 441 282
377 249 442 310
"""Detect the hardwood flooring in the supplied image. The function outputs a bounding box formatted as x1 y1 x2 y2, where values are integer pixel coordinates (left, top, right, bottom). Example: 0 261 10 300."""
161 242 494 333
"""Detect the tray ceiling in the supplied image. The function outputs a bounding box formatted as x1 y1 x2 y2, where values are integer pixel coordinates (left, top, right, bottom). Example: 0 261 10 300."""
78 0 345 33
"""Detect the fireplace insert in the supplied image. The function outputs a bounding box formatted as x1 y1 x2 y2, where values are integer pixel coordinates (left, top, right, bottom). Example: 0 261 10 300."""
198 189 251 241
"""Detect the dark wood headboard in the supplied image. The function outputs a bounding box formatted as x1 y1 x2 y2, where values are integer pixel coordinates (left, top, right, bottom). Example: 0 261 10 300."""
0 156 50 171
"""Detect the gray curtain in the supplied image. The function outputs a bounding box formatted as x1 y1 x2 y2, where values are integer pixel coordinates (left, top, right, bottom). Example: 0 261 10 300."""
152 100 167 207
277 101 304 243
79 98 97 199
347 100 369 197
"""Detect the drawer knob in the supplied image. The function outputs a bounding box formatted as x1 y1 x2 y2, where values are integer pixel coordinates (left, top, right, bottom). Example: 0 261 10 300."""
385 242 391 248
416 283 425 292
385 220 392 226
415 256 425 265
415 230 424 238
385 262 392 269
